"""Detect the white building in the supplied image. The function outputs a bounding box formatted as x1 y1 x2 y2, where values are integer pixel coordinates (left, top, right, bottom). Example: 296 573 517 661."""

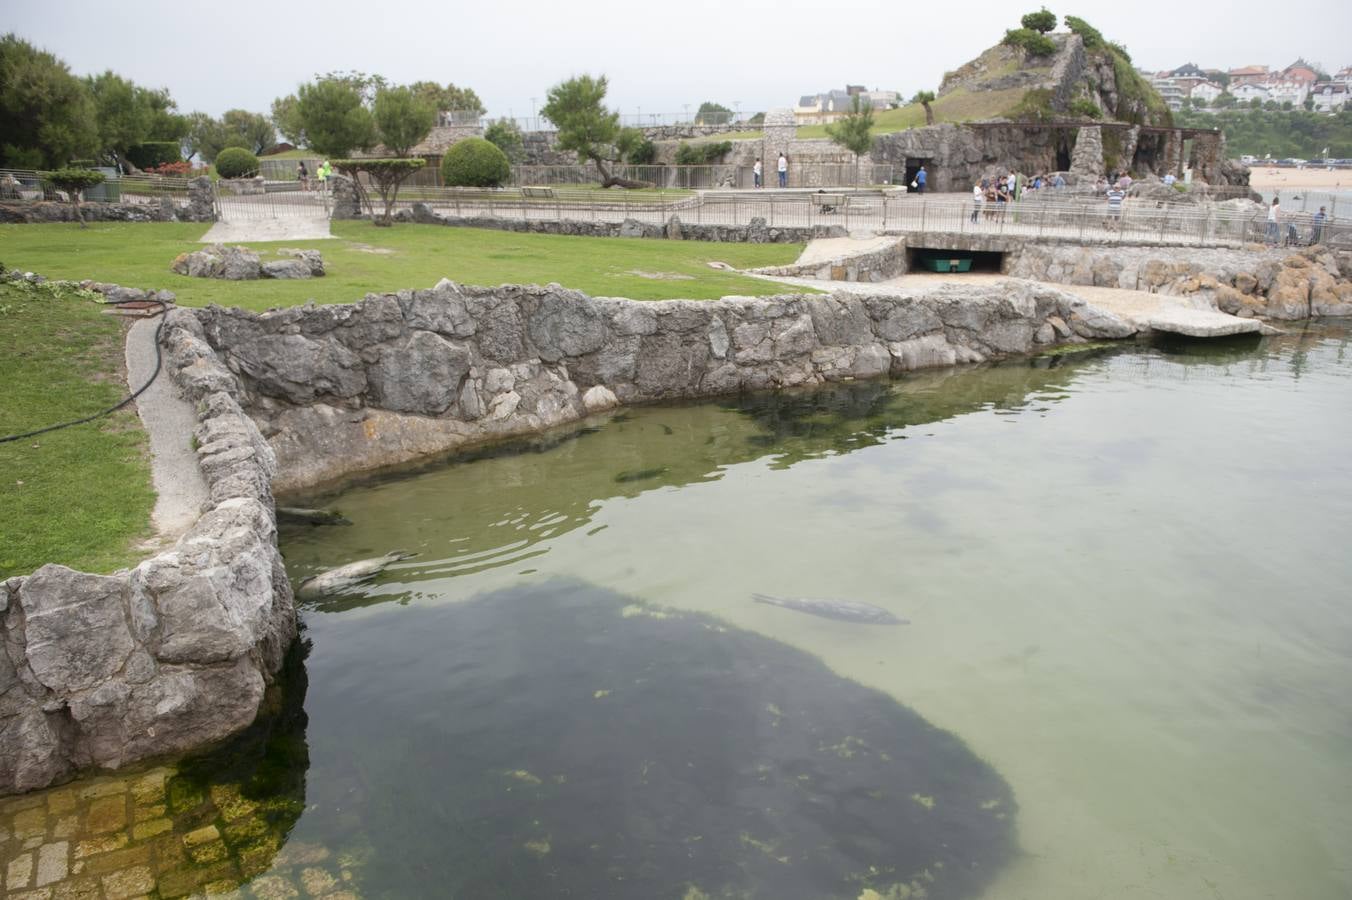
794 89 855 124
1311 82 1349 113
1151 77 1187 110
1231 83 1270 104
1268 80 1310 107
861 90 900 109
1189 82 1224 105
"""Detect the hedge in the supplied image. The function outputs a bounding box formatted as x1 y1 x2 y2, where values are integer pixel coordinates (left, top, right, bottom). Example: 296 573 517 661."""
440 137 510 187
127 142 182 170
215 147 260 180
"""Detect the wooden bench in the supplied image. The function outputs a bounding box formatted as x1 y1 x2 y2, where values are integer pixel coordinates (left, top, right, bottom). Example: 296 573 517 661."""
520 186 557 201
812 192 846 214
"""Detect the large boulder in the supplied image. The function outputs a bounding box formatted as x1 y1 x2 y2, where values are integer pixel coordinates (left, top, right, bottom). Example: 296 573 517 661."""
262 259 312 279
277 248 325 276
171 244 261 280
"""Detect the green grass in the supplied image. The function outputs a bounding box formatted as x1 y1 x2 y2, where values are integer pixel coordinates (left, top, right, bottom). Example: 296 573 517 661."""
0 221 809 311
0 280 154 577
795 87 1032 138
686 130 765 143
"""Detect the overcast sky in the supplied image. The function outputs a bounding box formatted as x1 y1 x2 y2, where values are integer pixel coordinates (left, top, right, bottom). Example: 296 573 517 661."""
8 0 1351 122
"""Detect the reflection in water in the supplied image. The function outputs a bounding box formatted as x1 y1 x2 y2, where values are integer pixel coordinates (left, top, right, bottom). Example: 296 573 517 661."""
295 581 1017 900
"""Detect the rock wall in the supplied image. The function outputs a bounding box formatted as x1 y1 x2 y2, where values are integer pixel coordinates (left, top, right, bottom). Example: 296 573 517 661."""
0 310 295 796
191 280 1134 491
1008 243 1352 318
0 177 216 225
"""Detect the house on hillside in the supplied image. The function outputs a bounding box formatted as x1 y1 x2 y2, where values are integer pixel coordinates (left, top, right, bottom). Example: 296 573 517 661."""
1228 65 1269 86
794 89 855 124
1231 83 1271 105
1280 59 1320 85
1311 82 1349 113
1166 63 1209 94
1190 82 1224 105
862 90 900 109
1268 80 1310 107
1335 67 1352 85
1150 76 1187 110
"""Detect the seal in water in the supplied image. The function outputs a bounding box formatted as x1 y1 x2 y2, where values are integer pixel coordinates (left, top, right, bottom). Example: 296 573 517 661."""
752 593 908 625
297 551 417 600
278 506 353 526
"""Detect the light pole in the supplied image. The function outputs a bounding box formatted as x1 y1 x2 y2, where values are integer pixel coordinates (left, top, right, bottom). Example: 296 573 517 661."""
530 97 536 128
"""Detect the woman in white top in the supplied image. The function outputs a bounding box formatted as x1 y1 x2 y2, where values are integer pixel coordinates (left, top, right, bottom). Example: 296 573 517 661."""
753 158 763 188
971 182 984 223
1266 198 1281 244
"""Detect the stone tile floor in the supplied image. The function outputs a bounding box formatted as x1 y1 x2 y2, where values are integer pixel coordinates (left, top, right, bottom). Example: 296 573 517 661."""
1 768 363 899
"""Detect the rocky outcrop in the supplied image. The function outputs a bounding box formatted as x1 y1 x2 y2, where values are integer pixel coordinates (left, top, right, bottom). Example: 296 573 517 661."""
191 279 1134 490
172 245 325 281
1008 243 1352 319
0 310 295 796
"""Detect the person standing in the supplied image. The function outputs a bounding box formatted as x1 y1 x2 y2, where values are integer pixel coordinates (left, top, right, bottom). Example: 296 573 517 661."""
317 160 329 194
777 152 788 188
1266 197 1281 244
971 180 984 223
753 158 763 188
1312 206 1326 244
1105 182 1125 231
297 160 309 191
915 165 927 194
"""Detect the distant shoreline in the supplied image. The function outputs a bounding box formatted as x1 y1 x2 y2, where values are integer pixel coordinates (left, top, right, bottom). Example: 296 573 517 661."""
1246 168 1348 190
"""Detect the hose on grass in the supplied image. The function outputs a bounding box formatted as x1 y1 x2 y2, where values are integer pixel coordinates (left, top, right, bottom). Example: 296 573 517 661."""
0 295 168 445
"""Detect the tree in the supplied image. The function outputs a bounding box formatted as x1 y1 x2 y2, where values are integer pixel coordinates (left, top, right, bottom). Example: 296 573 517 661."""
483 118 524 161
1213 92 1236 109
295 78 376 159
1020 7 1057 33
315 70 387 103
695 101 733 125
0 33 99 168
86 71 147 170
409 81 485 118
912 90 936 126
1250 98 1263 110
40 168 104 227
373 86 436 157
271 94 305 145
221 110 275 155
441 137 510 187
825 95 875 185
333 158 424 226
539 75 649 188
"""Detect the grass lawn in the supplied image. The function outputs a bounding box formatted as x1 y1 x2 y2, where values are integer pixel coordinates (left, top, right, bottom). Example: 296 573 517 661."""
0 221 809 311
0 280 154 578
796 87 1033 139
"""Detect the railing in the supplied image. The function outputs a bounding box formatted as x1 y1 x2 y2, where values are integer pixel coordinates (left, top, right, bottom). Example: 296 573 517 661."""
508 163 899 190
0 168 193 204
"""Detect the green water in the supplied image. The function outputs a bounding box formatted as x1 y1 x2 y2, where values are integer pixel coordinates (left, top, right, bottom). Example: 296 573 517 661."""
262 323 1352 899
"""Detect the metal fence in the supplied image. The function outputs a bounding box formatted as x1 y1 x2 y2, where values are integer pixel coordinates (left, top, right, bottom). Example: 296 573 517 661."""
508 163 899 190
1 168 193 204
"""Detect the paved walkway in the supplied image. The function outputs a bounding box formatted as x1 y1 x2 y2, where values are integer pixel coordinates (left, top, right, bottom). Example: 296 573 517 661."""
126 317 209 541
759 271 1267 338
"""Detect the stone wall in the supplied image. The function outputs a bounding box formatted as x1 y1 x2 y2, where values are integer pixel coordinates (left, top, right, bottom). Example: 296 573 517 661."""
0 309 294 796
0 177 216 225
754 239 909 283
192 280 1134 491
1008 243 1352 318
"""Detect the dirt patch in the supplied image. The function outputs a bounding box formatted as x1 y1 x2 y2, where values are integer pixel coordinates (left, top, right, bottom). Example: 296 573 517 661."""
618 270 695 281
349 243 397 255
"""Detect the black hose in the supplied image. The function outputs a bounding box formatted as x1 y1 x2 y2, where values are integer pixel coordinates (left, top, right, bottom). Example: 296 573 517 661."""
0 295 169 445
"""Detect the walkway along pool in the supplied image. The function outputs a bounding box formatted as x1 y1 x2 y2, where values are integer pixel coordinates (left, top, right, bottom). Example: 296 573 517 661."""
3 322 1350 899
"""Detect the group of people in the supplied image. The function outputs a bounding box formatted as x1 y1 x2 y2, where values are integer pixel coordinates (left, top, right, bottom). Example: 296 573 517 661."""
1267 197 1331 246
968 169 1065 222
296 159 333 192
752 153 790 188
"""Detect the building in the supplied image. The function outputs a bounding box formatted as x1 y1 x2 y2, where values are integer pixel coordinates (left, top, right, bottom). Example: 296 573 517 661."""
1190 82 1224 105
1335 67 1352 85
1231 83 1270 104
1165 63 1209 94
1267 80 1310 107
794 89 856 124
1280 59 1319 85
1151 77 1187 110
861 90 901 109
1228 65 1269 86
1310 82 1349 113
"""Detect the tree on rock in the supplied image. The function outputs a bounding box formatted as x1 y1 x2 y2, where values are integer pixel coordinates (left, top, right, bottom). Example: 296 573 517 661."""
912 91 937 126
40 168 105 228
825 95 875 186
1021 7 1057 33
333 158 425 226
540 75 649 189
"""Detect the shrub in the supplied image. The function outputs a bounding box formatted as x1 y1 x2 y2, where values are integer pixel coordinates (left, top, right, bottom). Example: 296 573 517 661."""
39 168 105 227
147 160 193 176
1003 28 1057 57
440 137 510 187
127 141 181 170
1069 98 1102 119
674 141 732 165
215 147 260 179
333 157 426 225
1063 15 1104 49
627 138 656 165
1020 7 1057 33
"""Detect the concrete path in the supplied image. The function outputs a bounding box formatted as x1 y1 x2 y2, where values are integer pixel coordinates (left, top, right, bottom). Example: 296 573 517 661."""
793 234 895 267
200 217 332 243
759 271 1267 338
126 316 210 541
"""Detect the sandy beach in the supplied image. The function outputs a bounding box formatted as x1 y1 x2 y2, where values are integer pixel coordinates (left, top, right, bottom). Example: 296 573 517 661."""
1246 167 1350 190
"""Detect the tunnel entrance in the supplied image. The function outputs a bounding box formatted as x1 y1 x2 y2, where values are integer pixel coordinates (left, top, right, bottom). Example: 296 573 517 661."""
903 157 933 192
908 248 1006 274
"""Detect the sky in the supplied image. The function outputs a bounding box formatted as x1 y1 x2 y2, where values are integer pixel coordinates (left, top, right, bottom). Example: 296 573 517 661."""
7 0 1351 123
